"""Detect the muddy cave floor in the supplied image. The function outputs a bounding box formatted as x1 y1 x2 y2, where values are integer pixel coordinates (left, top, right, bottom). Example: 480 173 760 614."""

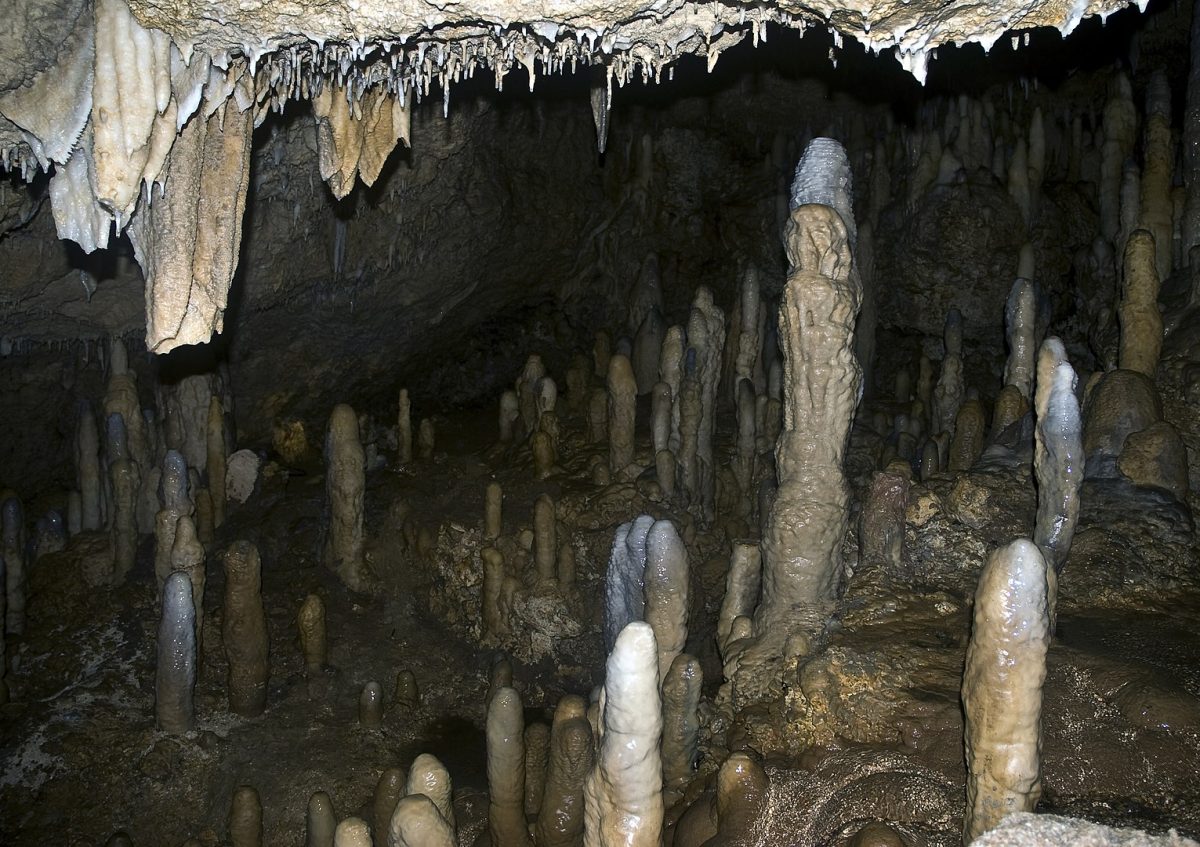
2 400 1200 846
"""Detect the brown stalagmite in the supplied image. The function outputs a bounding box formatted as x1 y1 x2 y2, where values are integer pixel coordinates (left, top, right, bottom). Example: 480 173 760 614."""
963 539 1051 842
660 325 686 455
990 385 1029 441
757 138 862 651
525 722 551 818
482 546 509 639
222 541 269 717
306 791 337 847
110 450 140 586
677 357 702 507
77 404 102 531
651 382 672 455
949 398 987 472
717 542 761 657
297 593 327 672
733 379 757 506
206 396 227 529
397 389 413 462
1003 279 1038 401
709 753 770 846
417 418 435 460
607 354 637 475
932 309 965 438
1140 71 1174 282
1101 73 1137 243
642 519 688 681
1119 229 1163 378
686 286 726 522
535 709 594 847
534 494 558 586
359 682 384 727
170 514 206 659
487 686 532 846
229 785 263 847
324 404 368 592
388 794 456 847
156 571 196 733
485 481 503 540
660 653 702 793
374 767 407 843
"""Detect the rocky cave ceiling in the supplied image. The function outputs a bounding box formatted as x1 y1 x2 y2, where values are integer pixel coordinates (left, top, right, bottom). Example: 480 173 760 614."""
0 0 1144 355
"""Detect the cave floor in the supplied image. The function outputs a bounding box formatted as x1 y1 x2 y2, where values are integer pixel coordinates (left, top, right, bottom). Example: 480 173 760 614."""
1 404 1199 846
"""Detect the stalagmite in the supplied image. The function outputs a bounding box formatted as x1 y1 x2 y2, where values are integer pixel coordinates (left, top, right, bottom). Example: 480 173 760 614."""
594 332 612 379
534 495 558 586
535 708 594 847
222 541 269 717
408 753 456 835
156 571 196 733
324 404 368 592
359 682 384 727
859 470 909 577
525 722 551 818
655 450 676 500
485 482 503 540
207 397 227 529
757 138 862 647
734 379 757 505
950 398 987 472
418 419 436 460
734 266 763 399
633 308 666 395
651 382 672 455
660 326 685 455
482 547 509 640
963 539 1051 842
1033 339 1083 587
660 653 702 792
1008 138 1031 227
717 542 761 657
604 515 654 653
686 287 726 521
333 818 372 847
499 391 520 444
519 355 546 436
1140 71 1173 282
297 594 327 672
1101 73 1137 243
991 386 1028 440
229 786 264 847
677 356 702 508
307 791 337 847
642 519 688 680
1003 279 1038 401
393 670 419 711
170 515 206 656
77 404 102 531
1119 229 1163 378
109 427 140 585
127 74 255 353
374 768 407 842
532 431 557 480
487 686 531 847
1187 3 1200 265
607 354 637 475
710 753 770 845
397 389 413 462
584 622 663 847
2 497 26 635
388 794 456 847
1119 162 1142 265
932 309 965 438
155 450 193 591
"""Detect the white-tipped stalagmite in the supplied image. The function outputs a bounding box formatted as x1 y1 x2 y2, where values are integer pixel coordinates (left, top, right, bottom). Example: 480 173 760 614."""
607 354 637 475
963 539 1051 842
306 791 337 847
359 682 384 727
229 785 263 847
1141 71 1174 283
536 706 594 847
534 494 558 586
584 622 663 847
77 404 102 531
932 309 964 438
297 593 327 672
487 686 531 847
1033 339 1083 606
156 571 196 733
1003 279 1038 401
207 396 227 529
485 481 503 541
758 138 862 645
222 541 269 717
686 287 726 522
604 515 654 653
388 794 456 847
1119 229 1163 378
2 497 26 635
333 818 372 847
525 722 551 819
660 653 702 793
408 752 456 836
643 519 688 681
324 404 368 592
717 541 761 657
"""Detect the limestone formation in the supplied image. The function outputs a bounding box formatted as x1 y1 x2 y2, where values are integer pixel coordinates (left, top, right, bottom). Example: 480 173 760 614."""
1033 339 1082 577
169 515 206 656
77 404 102 531
932 309 965 438
686 286 726 522
229 786 263 847
1003 279 1038 401
374 768 407 842
963 539 1051 842
717 542 761 657
156 571 196 733
949 398 987 472
484 481 503 540
222 541 269 717
324 404 368 592
306 791 337 847
359 681 384 727
387 794 456 847
710 753 770 846
534 494 557 586
206 396 227 528
500 390 520 444
417 418 435 460
758 138 862 647
859 470 909 577
632 308 665 395
535 707 594 847
642 519 688 681
660 325 686 455
297 593 327 672
1140 71 1173 283
487 686 532 847
651 382 672 455
677 356 703 509
407 753 456 835
604 515 653 653
1119 229 1163 378
660 653 701 793
584 621 663 847
333 818 372 847
525 721 551 819
606 354 637 475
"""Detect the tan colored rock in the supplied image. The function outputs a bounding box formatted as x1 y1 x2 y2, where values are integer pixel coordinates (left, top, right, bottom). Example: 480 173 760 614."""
949 398 986 472
324 404 368 591
1082 369 1162 472
1119 229 1163 378
1118 421 1189 501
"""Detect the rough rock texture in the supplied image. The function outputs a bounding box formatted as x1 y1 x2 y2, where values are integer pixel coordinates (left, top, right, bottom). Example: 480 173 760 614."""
971 813 1199 847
